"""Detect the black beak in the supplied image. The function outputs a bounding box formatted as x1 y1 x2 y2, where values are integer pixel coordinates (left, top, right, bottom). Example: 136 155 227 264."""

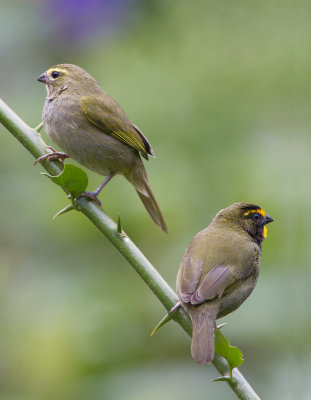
37 72 47 83
264 214 274 224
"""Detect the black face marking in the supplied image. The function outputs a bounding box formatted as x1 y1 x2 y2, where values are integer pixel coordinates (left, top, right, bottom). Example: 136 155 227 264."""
252 213 264 225
51 71 61 79
243 209 263 221
242 211 266 245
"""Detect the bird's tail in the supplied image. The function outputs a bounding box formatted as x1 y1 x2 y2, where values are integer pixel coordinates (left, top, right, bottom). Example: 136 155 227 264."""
125 159 167 233
135 187 168 233
189 302 219 364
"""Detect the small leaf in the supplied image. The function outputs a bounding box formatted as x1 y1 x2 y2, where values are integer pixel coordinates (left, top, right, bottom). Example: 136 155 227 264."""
150 313 172 336
42 164 88 198
215 329 244 370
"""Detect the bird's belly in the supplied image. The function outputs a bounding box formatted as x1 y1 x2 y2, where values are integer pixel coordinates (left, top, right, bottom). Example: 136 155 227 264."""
43 104 136 176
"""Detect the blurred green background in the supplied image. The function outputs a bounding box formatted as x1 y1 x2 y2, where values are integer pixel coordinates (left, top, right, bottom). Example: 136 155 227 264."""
1 0 310 398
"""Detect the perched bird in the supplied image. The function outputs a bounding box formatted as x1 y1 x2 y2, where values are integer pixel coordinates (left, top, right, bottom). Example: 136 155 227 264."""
37 64 167 232
176 202 273 364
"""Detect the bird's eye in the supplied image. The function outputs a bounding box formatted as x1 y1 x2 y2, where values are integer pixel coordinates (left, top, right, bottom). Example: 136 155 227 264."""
253 213 260 220
51 71 60 79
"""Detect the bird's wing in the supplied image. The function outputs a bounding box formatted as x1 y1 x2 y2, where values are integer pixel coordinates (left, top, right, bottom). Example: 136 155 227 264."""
190 265 236 305
178 258 236 305
81 96 153 160
178 257 205 303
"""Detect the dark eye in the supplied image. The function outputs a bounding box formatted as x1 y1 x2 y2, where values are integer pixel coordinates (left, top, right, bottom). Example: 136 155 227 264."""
51 71 60 79
253 213 260 220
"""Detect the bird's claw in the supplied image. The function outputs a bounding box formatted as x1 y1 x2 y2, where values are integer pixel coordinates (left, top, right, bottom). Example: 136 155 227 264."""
77 191 102 206
169 301 181 314
34 146 70 165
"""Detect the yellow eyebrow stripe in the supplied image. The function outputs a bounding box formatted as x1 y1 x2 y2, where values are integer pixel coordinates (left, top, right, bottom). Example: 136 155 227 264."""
243 208 266 217
47 67 69 75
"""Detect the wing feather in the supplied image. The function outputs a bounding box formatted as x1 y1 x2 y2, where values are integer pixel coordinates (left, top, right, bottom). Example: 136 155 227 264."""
178 257 237 306
190 265 236 305
178 257 204 303
81 96 152 159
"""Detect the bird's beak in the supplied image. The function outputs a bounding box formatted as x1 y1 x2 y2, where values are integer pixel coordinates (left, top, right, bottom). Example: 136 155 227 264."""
37 72 47 83
264 214 274 224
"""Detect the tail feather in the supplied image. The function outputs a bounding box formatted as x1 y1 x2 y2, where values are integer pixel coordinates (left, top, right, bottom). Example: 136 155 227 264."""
190 302 219 364
125 158 167 233
136 187 168 233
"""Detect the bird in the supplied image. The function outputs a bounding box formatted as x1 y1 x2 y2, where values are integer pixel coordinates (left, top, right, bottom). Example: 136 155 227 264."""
36 64 167 232
176 202 273 364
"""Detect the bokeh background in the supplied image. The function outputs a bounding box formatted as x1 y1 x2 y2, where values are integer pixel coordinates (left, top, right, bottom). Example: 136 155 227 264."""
1 1 310 399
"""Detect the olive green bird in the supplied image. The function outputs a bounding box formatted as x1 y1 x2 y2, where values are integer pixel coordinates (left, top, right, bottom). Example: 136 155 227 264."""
176 202 273 364
37 64 167 232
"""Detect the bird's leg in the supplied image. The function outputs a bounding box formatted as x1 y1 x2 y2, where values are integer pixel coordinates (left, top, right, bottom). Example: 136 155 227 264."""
169 301 181 314
79 172 116 205
34 146 70 165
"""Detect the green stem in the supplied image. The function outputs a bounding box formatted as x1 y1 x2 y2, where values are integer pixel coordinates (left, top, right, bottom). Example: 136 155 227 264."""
0 98 260 400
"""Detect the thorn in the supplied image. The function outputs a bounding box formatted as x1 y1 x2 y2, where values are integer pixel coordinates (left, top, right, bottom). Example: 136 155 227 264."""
53 204 74 219
117 214 122 233
212 376 232 383
150 313 172 336
34 122 43 132
216 323 227 330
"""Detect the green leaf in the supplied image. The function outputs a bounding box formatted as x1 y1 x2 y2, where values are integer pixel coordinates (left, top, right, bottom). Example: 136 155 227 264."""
42 164 88 198
215 329 244 371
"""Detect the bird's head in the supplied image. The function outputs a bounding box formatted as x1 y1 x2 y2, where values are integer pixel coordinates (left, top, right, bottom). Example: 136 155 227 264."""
37 64 97 96
215 202 273 245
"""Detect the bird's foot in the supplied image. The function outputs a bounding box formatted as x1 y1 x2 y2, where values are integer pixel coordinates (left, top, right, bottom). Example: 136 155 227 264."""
77 190 102 206
34 146 70 165
169 301 181 314
75 173 116 206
